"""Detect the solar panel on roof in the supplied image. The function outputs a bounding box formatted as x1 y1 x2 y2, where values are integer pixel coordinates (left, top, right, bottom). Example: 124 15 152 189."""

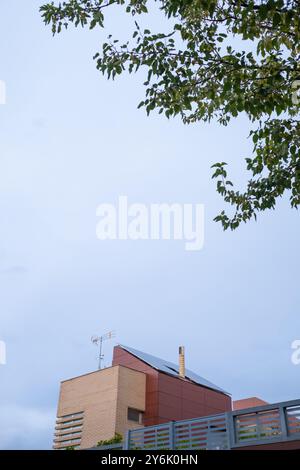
119 344 230 396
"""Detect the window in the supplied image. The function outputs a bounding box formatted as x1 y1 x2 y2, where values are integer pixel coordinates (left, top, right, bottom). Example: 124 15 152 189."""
128 407 143 424
56 425 83 435
59 411 84 420
54 411 84 449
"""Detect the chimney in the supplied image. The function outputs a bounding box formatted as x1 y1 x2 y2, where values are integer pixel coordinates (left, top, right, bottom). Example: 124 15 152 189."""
179 346 185 378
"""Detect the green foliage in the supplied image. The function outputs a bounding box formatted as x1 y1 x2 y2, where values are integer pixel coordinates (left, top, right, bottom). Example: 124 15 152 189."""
40 0 300 229
96 432 123 447
65 445 76 450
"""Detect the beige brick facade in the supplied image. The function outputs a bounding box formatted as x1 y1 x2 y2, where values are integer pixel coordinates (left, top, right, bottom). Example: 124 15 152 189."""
53 365 146 449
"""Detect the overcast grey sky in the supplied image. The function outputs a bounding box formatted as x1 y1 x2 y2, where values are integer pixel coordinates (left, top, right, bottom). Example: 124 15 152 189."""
0 1 299 449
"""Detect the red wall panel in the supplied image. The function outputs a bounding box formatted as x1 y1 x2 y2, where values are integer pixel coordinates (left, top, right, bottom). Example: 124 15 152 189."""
157 372 231 422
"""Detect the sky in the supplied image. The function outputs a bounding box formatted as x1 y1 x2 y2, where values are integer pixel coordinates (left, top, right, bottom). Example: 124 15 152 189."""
0 1 299 450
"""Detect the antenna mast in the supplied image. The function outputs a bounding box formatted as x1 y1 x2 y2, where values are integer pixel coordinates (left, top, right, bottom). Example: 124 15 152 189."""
91 331 115 370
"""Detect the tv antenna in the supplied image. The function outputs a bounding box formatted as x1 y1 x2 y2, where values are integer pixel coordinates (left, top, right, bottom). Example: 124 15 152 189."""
91 331 116 370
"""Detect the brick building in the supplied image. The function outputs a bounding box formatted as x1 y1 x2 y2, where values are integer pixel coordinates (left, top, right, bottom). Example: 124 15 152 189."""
232 396 268 410
53 344 231 449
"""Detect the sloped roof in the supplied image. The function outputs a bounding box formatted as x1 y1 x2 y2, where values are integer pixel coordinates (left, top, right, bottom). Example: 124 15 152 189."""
119 344 230 396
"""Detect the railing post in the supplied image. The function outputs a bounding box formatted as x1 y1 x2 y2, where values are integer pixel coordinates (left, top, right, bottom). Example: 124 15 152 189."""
279 405 288 440
124 429 130 450
226 411 235 449
169 421 175 450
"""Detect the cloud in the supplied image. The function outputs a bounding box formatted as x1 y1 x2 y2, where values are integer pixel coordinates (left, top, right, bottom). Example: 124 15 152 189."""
0 405 55 450
1 266 28 275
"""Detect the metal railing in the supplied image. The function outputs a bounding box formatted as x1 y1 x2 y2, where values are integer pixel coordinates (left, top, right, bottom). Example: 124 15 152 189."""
124 399 300 450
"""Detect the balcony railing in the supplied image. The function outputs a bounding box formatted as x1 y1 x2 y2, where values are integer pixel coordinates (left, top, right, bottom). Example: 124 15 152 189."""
123 399 300 450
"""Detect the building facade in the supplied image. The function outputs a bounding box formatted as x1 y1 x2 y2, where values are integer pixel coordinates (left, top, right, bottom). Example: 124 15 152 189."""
53 344 231 449
112 345 231 426
53 364 146 449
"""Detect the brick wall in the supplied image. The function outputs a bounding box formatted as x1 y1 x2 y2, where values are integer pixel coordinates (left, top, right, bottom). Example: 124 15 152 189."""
113 346 160 426
233 397 268 410
54 365 146 449
115 365 146 435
